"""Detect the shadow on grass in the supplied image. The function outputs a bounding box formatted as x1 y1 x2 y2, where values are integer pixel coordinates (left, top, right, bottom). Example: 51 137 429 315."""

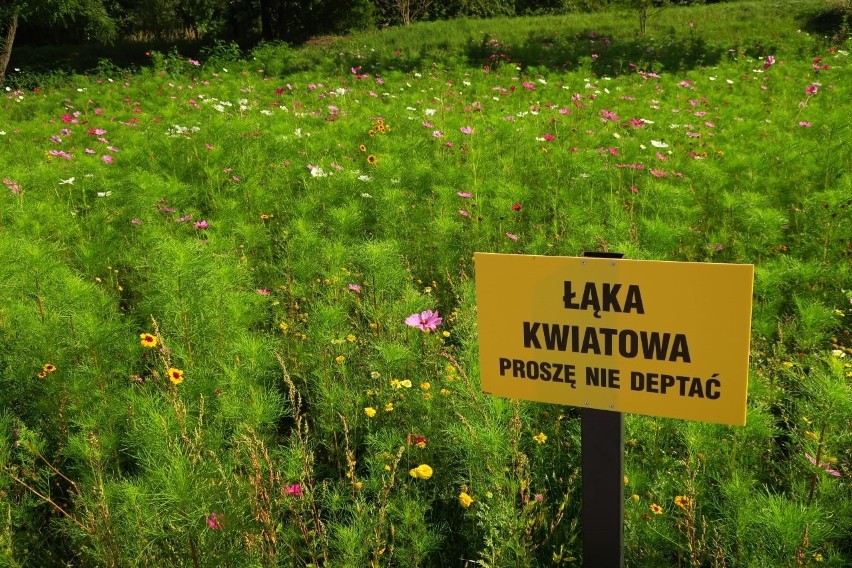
465 29 732 76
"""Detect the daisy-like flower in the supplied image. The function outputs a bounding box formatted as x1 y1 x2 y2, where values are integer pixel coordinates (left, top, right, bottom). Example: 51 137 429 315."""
409 464 433 480
533 432 547 444
674 495 693 509
167 367 185 385
650 503 663 515
140 333 158 348
405 310 442 331
367 154 377 165
459 492 474 508
806 453 841 477
364 407 377 418
42 363 57 374
284 483 303 496
206 512 223 530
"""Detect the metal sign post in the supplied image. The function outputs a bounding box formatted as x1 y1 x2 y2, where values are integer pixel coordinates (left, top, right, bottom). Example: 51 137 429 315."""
580 251 624 568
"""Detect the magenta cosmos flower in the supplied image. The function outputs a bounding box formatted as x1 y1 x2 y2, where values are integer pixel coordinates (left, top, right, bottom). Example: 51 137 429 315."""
206 512 223 530
284 483 303 496
405 310 442 332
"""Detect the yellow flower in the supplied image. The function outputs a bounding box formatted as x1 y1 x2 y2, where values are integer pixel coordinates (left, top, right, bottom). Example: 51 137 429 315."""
346 334 356 342
631 494 640 503
167 367 184 385
440 388 450 396
650 503 663 515
370 371 381 379
400 379 412 388
384 464 391 471
139 333 158 348
674 495 693 510
37 371 47 378
409 464 433 480
384 403 394 412
335 355 345 364
533 432 547 444
422 393 432 400
364 407 377 418
367 154 377 165
279 322 288 332
459 492 474 508
782 361 794 368
420 382 430 391
442 331 450 338
390 379 402 389
805 431 819 441
354 481 363 490
42 363 57 374
624 475 629 486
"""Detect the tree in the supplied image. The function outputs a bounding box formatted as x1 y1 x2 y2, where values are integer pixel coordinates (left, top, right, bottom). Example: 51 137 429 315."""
0 0 117 84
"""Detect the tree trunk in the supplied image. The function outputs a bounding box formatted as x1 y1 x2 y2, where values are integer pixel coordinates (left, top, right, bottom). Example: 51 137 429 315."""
0 11 18 86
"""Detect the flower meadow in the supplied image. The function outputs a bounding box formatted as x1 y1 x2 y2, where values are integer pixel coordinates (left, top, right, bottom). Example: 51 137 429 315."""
1 3 851 566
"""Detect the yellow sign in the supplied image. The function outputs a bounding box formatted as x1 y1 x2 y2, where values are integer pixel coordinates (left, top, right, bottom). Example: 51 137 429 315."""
475 253 754 425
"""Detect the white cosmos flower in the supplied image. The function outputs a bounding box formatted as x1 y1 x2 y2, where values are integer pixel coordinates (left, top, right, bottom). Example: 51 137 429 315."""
59 177 75 185
650 140 669 148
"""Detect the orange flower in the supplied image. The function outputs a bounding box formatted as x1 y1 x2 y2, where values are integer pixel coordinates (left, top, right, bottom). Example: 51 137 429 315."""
139 333 158 348
167 367 185 385
367 154 377 165
674 495 693 510
650 503 663 515
42 363 57 374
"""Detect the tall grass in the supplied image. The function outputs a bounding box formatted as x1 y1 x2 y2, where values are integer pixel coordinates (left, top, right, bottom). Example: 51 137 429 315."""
1 0 850 566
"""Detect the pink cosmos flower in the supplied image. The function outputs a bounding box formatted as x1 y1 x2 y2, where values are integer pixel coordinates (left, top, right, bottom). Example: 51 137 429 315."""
506 232 518 241
558 108 570 115
193 220 209 229
542 133 555 141
85 148 96 154
432 130 444 138
629 186 639 194
805 83 819 96
48 150 73 160
131 218 143 225
798 121 812 127
458 209 469 217
256 288 270 295
522 82 535 90
763 55 775 70
806 453 840 477
457 192 472 198
347 283 362 293
512 203 522 211
206 512 223 530
88 128 106 136
405 310 442 331
60 128 72 136
601 109 619 122
94 108 104 115
102 155 114 164
51 135 62 143
188 58 201 67
629 118 645 128
3 178 21 195
608 147 619 156
650 169 668 178
176 214 192 223
284 483 303 496
61 114 73 123
460 126 473 135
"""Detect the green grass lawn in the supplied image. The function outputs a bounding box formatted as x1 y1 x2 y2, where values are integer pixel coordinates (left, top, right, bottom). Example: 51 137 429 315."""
1 1 850 566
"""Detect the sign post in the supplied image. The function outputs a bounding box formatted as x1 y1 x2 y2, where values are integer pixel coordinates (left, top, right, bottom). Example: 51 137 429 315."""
474 252 754 567
579 251 625 568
